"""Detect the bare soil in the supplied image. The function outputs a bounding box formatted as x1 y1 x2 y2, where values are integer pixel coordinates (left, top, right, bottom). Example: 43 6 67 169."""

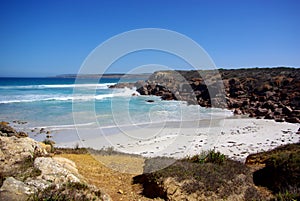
59 153 162 201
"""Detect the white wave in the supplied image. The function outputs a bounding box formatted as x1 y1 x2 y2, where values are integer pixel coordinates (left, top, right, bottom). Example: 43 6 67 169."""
0 87 140 104
111 87 140 97
34 122 97 131
0 83 116 90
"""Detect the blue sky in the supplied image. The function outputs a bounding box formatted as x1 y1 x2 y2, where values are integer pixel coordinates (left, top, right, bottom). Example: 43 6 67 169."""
0 0 299 77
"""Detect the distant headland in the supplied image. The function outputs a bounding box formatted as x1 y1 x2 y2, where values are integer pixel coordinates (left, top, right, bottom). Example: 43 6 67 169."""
55 73 152 79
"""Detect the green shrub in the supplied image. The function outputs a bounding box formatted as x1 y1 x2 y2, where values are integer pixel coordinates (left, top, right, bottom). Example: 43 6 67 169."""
253 149 300 193
134 155 259 199
27 182 102 201
274 187 300 201
186 149 226 165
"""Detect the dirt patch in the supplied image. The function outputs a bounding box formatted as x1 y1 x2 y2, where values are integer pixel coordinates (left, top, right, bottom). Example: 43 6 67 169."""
59 153 161 201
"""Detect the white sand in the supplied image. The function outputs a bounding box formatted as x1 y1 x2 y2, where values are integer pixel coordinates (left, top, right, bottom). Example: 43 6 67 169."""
52 118 299 162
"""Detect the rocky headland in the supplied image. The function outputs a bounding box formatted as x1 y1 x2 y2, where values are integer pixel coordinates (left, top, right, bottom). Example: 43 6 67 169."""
111 67 300 123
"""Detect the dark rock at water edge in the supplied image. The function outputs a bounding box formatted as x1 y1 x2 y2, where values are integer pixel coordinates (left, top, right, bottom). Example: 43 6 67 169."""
145 100 155 103
110 67 300 123
0 121 28 137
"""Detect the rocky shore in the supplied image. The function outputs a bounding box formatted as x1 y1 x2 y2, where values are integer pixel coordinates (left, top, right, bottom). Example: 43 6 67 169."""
0 122 110 201
111 67 300 123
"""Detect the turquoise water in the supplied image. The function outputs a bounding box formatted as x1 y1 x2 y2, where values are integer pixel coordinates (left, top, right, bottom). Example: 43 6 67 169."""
0 77 232 132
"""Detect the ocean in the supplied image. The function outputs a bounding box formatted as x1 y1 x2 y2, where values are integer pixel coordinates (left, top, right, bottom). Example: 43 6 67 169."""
0 77 232 141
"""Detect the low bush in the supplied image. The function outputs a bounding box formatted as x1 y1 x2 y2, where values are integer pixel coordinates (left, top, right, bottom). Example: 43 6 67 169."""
186 149 226 164
42 139 55 152
134 151 265 200
28 182 103 201
274 187 300 201
253 147 300 199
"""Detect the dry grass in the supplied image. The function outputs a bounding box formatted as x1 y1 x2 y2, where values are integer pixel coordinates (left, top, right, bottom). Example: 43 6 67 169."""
93 155 144 174
60 153 157 201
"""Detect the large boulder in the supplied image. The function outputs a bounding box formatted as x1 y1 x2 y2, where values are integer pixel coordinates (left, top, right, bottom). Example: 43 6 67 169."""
33 157 80 184
0 136 48 175
0 177 36 201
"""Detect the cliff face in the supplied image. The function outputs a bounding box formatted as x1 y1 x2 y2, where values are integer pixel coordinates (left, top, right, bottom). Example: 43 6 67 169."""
135 68 300 123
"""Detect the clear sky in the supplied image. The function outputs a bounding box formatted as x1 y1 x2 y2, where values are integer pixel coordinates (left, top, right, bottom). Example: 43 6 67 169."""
0 0 299 77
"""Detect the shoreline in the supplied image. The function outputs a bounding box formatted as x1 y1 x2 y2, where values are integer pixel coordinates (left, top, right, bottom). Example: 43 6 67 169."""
28 117 300 162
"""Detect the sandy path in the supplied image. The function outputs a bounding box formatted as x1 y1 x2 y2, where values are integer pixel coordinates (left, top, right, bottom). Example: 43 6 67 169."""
59 153 160 201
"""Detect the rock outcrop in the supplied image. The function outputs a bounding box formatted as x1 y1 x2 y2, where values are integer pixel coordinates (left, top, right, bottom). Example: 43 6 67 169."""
0 135 48 176
0 124 110 201
111 67 300 123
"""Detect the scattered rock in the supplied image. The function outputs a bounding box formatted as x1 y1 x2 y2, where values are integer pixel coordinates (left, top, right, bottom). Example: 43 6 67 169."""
274 117 285 122
18 131 28 137
285 117 300 123
0 123 18 137
234 108 243 115
12 120 27 124
146 100 155 103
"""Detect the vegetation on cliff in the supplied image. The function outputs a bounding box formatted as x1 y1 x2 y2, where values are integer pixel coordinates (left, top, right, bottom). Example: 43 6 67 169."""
134 150 267 200
247 143 300 200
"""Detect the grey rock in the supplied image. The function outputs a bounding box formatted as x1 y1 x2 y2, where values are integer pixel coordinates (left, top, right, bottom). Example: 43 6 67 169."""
0 177 36 201
34 157 81 184
0 136 48 175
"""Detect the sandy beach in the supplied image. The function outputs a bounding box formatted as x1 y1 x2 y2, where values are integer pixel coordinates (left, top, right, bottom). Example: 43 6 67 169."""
49 117 300 162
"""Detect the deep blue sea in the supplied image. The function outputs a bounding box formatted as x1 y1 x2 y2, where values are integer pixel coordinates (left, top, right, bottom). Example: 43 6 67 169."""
0 77 232 133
